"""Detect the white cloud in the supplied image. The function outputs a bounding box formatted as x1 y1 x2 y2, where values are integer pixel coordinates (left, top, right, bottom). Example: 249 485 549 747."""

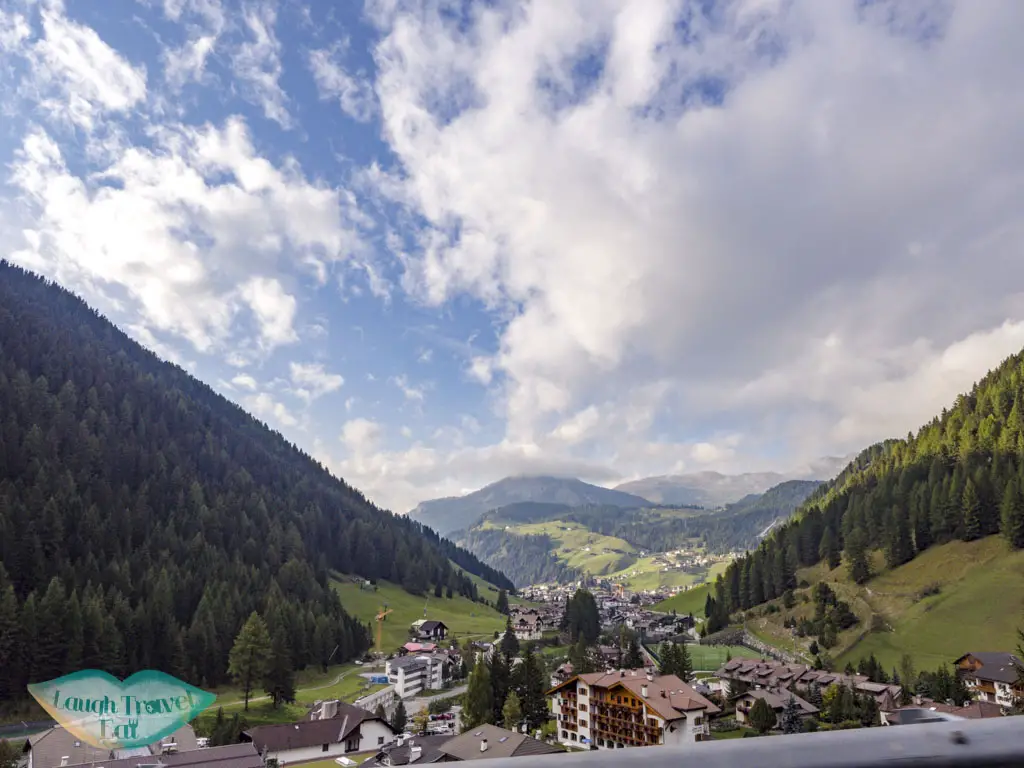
341 417 382 452
240 276 298 350
6 115 363 357
231 1 291 128
391 373 425 402
231 373 258 390
245 391 298 427
27 5 147 131
289 361 344 401
308 46 377 122
159 0 225 89
327 0 1024 511
0 9 30 52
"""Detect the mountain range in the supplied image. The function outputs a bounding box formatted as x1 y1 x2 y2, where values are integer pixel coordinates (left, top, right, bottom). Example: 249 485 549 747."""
407 475 651 536
410 457 853 536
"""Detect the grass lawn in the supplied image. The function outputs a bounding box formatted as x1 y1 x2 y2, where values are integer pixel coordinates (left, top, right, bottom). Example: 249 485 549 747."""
652 583 712 617
494 521 637 576
604 556 703 591
712 726 757 740
334 577 508 650
686 645 760 670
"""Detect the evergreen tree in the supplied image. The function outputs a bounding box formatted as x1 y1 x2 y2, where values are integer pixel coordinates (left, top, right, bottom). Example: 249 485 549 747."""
514 646 547 729
807 682 823 709
375 703 387 720
228 612 272 711
263 629 296 708
962 480 983 541
391 700 408 733
676 642 693 682
624 636 644 668
845 529 871 585
748 697 777 734
463 660 494 729
780 695 802 734
496 590 509 615
0 585 19 700
1001 476 1024 549
502 691 522 731
885 506 913 568
488 652 511 724
500 617 520 658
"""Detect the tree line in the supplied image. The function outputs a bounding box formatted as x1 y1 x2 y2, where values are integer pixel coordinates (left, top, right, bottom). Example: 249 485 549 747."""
0 261 510 708
707 347 1024 627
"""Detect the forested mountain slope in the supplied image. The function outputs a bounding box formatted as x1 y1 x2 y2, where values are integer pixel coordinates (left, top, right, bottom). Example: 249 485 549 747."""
705 347 1024 639
0 262 511 706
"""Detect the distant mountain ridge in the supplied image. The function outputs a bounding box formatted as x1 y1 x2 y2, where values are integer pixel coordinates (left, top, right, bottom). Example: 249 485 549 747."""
613 456 853 507
408 475 651 536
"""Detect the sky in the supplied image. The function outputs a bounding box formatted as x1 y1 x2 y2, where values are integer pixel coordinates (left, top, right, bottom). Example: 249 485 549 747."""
2 0 1024 515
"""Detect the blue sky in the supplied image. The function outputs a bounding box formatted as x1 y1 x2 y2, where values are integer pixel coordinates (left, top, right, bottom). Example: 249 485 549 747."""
2 0 1024 513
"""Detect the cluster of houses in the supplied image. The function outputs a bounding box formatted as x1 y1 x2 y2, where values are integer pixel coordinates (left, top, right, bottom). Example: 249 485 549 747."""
713 651 1024 727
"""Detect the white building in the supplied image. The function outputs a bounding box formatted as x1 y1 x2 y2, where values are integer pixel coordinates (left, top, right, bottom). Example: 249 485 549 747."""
548 668 719 751
245 701 396 766
354 685 399 719
387 655 444 698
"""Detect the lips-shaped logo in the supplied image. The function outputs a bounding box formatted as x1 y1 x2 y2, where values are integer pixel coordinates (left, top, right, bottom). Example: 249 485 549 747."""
28 670 217 749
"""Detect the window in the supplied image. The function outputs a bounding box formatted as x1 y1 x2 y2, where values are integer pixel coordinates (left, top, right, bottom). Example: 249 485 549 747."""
579 688 587 696
378 737 385 745
561 731 567 739
570 733 577 741
579 704 587 712
580 720 587 727
322 745 329 752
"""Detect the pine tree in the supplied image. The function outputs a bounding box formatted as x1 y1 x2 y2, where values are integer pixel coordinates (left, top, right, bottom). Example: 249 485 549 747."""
263 628 296 708
500 617 520 658
496 590 509 615
885 507 913 568
1001 476 1024 549
502 690 522 731
391 700 408 733
676 642 693 682
463 660 494 729
624 636 644 668
228 612 272 711
0 586 19 700
748 697 777 734
962 480 982 541
780 695 802 734
845 529 871 585
374 703 386 720
514 646 547 729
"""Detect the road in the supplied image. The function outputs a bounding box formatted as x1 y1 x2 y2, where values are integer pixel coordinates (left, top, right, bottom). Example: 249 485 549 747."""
221 666 370 709
404 685 467 717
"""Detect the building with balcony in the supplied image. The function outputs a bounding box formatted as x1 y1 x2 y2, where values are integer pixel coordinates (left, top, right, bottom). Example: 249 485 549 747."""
547 667 720 751
387 654 446 698
955 651 1023 711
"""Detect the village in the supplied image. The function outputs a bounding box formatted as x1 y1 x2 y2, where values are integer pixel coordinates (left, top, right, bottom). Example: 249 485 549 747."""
15 582 1023 768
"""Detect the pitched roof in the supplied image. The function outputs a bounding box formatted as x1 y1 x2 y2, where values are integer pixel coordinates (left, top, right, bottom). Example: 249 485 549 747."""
247 704 390 754
735 688 818 715
419 621 447 632
956 652 1023 685
437 725 561 761
63 743 263 768
24 726 111 768
363 734 452 767
550 668 720 720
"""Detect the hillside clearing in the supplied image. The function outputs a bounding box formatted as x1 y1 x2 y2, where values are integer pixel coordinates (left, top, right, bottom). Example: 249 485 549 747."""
652 583 712 617
747 536 1024 672
334 577 508 649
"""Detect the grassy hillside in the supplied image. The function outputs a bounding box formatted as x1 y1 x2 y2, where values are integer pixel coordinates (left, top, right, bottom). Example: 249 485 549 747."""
452 561 540 607
747 536 1024 671
652 583 713 617
334 577 509 650
483 520 637 575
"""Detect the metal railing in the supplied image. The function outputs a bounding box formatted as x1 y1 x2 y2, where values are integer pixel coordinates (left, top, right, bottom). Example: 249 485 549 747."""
487 717 1024 768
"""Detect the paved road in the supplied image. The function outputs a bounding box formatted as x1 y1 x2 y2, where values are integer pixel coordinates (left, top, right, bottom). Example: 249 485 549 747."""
404 685 467 717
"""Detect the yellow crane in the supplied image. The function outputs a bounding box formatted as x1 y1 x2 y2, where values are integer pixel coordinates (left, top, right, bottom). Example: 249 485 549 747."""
375 606 393 654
